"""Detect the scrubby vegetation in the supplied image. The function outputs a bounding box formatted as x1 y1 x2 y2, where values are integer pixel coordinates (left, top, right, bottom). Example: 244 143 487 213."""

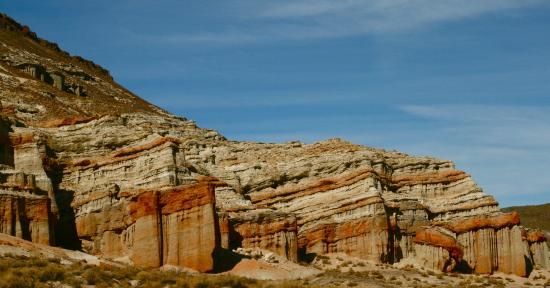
503 203 550 232
1 254 546 288
0 255 313 288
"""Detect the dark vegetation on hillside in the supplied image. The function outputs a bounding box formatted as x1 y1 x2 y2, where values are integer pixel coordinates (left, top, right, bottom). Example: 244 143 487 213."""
0 13 166 121
502 203 550 232
0 13 111 78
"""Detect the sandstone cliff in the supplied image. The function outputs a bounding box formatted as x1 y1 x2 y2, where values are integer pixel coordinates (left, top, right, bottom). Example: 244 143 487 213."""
0 14 547 275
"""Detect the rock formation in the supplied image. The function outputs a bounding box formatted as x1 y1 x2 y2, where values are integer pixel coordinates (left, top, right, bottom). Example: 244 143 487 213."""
526 230 549 270
0 13 547 276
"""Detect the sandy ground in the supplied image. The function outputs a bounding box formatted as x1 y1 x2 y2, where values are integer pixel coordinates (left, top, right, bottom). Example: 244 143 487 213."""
0 233 113 266
225 248 321 280
305 253 550 287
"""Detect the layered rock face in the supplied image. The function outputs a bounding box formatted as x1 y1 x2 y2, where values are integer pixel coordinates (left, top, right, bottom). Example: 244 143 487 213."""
412 212 539 276
222 210 298 262
0 119 55 246
0 14 547 275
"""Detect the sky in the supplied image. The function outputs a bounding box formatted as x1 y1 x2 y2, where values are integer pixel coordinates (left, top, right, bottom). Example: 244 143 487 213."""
2 0 549 207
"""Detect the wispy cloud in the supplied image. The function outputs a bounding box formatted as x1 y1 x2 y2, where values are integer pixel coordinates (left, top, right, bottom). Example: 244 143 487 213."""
259 0 364 18
143 0 544 44
397 104 550 206
400 104 550 147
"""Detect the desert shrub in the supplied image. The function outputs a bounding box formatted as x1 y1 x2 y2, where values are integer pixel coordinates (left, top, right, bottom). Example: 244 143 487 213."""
83 267 112 285
474 277 485 283
486 278 503 285
47 258 61 264
29 258 49 267
95 282 113 288
316 255 329 260
64 277 83 288
0 274 34 288
39 266 65 282
214 276 256 288
272 281 307 288
370 270 381 277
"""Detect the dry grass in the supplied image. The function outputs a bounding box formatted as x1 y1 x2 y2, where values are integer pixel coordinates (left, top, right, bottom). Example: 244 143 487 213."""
0 254 316 288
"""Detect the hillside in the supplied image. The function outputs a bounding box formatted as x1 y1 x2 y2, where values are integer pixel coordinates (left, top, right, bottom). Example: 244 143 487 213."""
503 203 550 232
0 13 167 123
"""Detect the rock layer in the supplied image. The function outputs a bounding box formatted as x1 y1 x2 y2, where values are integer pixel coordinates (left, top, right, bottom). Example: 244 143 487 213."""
227 211 298 262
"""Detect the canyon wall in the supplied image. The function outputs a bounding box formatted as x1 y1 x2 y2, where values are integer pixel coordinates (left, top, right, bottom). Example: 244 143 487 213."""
0 13 547 276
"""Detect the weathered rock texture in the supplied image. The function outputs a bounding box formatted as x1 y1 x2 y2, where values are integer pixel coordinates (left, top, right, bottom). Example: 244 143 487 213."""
0 14 547 275
414 227 462 272
526 230 549 269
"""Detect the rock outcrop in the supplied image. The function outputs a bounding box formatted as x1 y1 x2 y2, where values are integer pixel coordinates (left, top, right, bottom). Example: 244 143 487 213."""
414 227 462 272
411 212 541 276
226 211 298 262
0 13 547 276
0 119 55 246
526 230 549 269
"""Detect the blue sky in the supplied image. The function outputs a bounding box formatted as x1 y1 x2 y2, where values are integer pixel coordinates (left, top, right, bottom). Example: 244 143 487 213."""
2 0 550 207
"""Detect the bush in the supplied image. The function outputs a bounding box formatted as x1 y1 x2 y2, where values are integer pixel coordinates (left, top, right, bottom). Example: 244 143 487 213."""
39 266 65 282
83 267 111 285
0 275 34 288
64 277 83 288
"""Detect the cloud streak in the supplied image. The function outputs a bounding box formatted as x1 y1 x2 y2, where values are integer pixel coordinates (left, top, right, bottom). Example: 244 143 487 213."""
400 104 550 147
397 104 550 206
143 0 544 44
